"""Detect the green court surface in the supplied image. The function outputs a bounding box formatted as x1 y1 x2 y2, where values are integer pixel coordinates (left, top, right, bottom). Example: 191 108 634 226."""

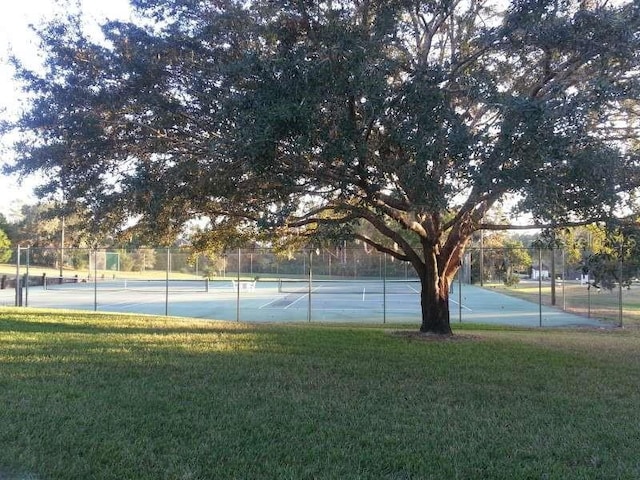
0 279 608 328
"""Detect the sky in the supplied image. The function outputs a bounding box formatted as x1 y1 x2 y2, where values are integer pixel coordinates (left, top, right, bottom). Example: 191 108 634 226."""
0 0 131 220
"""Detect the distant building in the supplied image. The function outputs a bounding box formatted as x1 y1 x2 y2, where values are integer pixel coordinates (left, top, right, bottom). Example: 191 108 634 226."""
531 265 549 280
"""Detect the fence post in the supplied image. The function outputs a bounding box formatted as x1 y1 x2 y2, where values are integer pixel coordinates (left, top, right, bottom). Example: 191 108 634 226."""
165 248 170 316
236 248 241 322
308 250 312 323
15 245 21 307
459 261 463 323
383 253 387 324
479 231 484 287
93 249 98 312
550 245 556 306
60 216 65 279
618 253 623 328
587 280 591 318
538 247 542 327
25 246 30 307
562 248 566 311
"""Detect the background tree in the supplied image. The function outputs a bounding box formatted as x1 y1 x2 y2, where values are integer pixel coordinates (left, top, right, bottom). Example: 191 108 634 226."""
12 203 91 269
5 0 640 333
118 247 157 272
468 230 531 285
0 214 17 244
582 224 640 290
12 204 61 268
0 230 12 263
502 238 532 285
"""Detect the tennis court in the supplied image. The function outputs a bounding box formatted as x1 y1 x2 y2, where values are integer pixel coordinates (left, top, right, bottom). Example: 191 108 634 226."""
0 277 609 328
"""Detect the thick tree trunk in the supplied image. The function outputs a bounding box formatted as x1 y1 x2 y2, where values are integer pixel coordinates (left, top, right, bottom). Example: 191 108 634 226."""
419 261 453 335
419 284 452 334
415 234 469 335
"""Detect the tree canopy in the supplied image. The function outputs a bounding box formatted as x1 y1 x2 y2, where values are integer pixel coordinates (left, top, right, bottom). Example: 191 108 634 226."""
5 0 640 333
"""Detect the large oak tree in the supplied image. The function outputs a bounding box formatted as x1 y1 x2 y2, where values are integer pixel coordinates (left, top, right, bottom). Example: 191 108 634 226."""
6 0 640 333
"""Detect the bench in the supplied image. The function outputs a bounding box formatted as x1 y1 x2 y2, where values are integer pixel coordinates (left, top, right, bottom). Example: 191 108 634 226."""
232 280 256 292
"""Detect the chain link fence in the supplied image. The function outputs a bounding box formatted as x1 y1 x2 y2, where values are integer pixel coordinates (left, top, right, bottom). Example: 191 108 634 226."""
1 246 637 326
463 246 640 327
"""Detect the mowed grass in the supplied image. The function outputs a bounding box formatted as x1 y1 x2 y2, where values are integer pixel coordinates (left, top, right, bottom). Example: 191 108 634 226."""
1 309 640 479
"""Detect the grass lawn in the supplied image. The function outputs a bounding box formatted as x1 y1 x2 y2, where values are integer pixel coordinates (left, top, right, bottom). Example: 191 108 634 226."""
1 309 640 479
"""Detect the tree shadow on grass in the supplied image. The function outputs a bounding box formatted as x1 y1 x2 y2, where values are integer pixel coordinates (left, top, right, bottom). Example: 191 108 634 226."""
0 311 255 337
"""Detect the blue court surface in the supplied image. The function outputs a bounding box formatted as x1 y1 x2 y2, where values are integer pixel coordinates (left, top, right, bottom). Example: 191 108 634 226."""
0 279 607 328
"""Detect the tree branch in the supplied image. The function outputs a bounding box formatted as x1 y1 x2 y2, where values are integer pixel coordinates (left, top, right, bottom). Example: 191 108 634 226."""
352 233 409 262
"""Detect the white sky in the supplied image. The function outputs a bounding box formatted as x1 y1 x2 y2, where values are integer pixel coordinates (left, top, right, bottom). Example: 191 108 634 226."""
0 0 131 220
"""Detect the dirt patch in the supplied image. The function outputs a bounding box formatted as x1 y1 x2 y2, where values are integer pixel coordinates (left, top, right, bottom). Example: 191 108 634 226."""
387 330 482 342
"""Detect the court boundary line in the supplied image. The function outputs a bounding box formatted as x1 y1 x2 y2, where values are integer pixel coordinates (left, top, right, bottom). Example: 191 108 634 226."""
284 293 308 309
449 298 473 312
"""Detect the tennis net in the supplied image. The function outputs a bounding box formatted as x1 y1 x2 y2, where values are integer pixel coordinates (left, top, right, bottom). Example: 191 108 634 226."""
44 277 210 292
277 279 421 295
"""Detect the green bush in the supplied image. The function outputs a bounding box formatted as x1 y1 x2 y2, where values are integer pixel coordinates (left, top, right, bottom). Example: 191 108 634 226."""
504 273 520 286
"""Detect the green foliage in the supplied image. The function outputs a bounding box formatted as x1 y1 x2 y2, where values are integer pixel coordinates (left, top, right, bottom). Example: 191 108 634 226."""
7 202 93 269
0 214 17 243
66 249 88 270
583 224 640 289
503 273 520 286
5 0 640 332
0 230 11 263
471 233 532 283
118 248 157 272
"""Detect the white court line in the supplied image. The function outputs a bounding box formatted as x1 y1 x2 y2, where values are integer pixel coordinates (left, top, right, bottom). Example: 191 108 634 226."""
273 307 423 312
259 297 287 309
449 298 473 312
275 285 330 309
94 296 162 310
284 293 309 309
99 302 153 309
